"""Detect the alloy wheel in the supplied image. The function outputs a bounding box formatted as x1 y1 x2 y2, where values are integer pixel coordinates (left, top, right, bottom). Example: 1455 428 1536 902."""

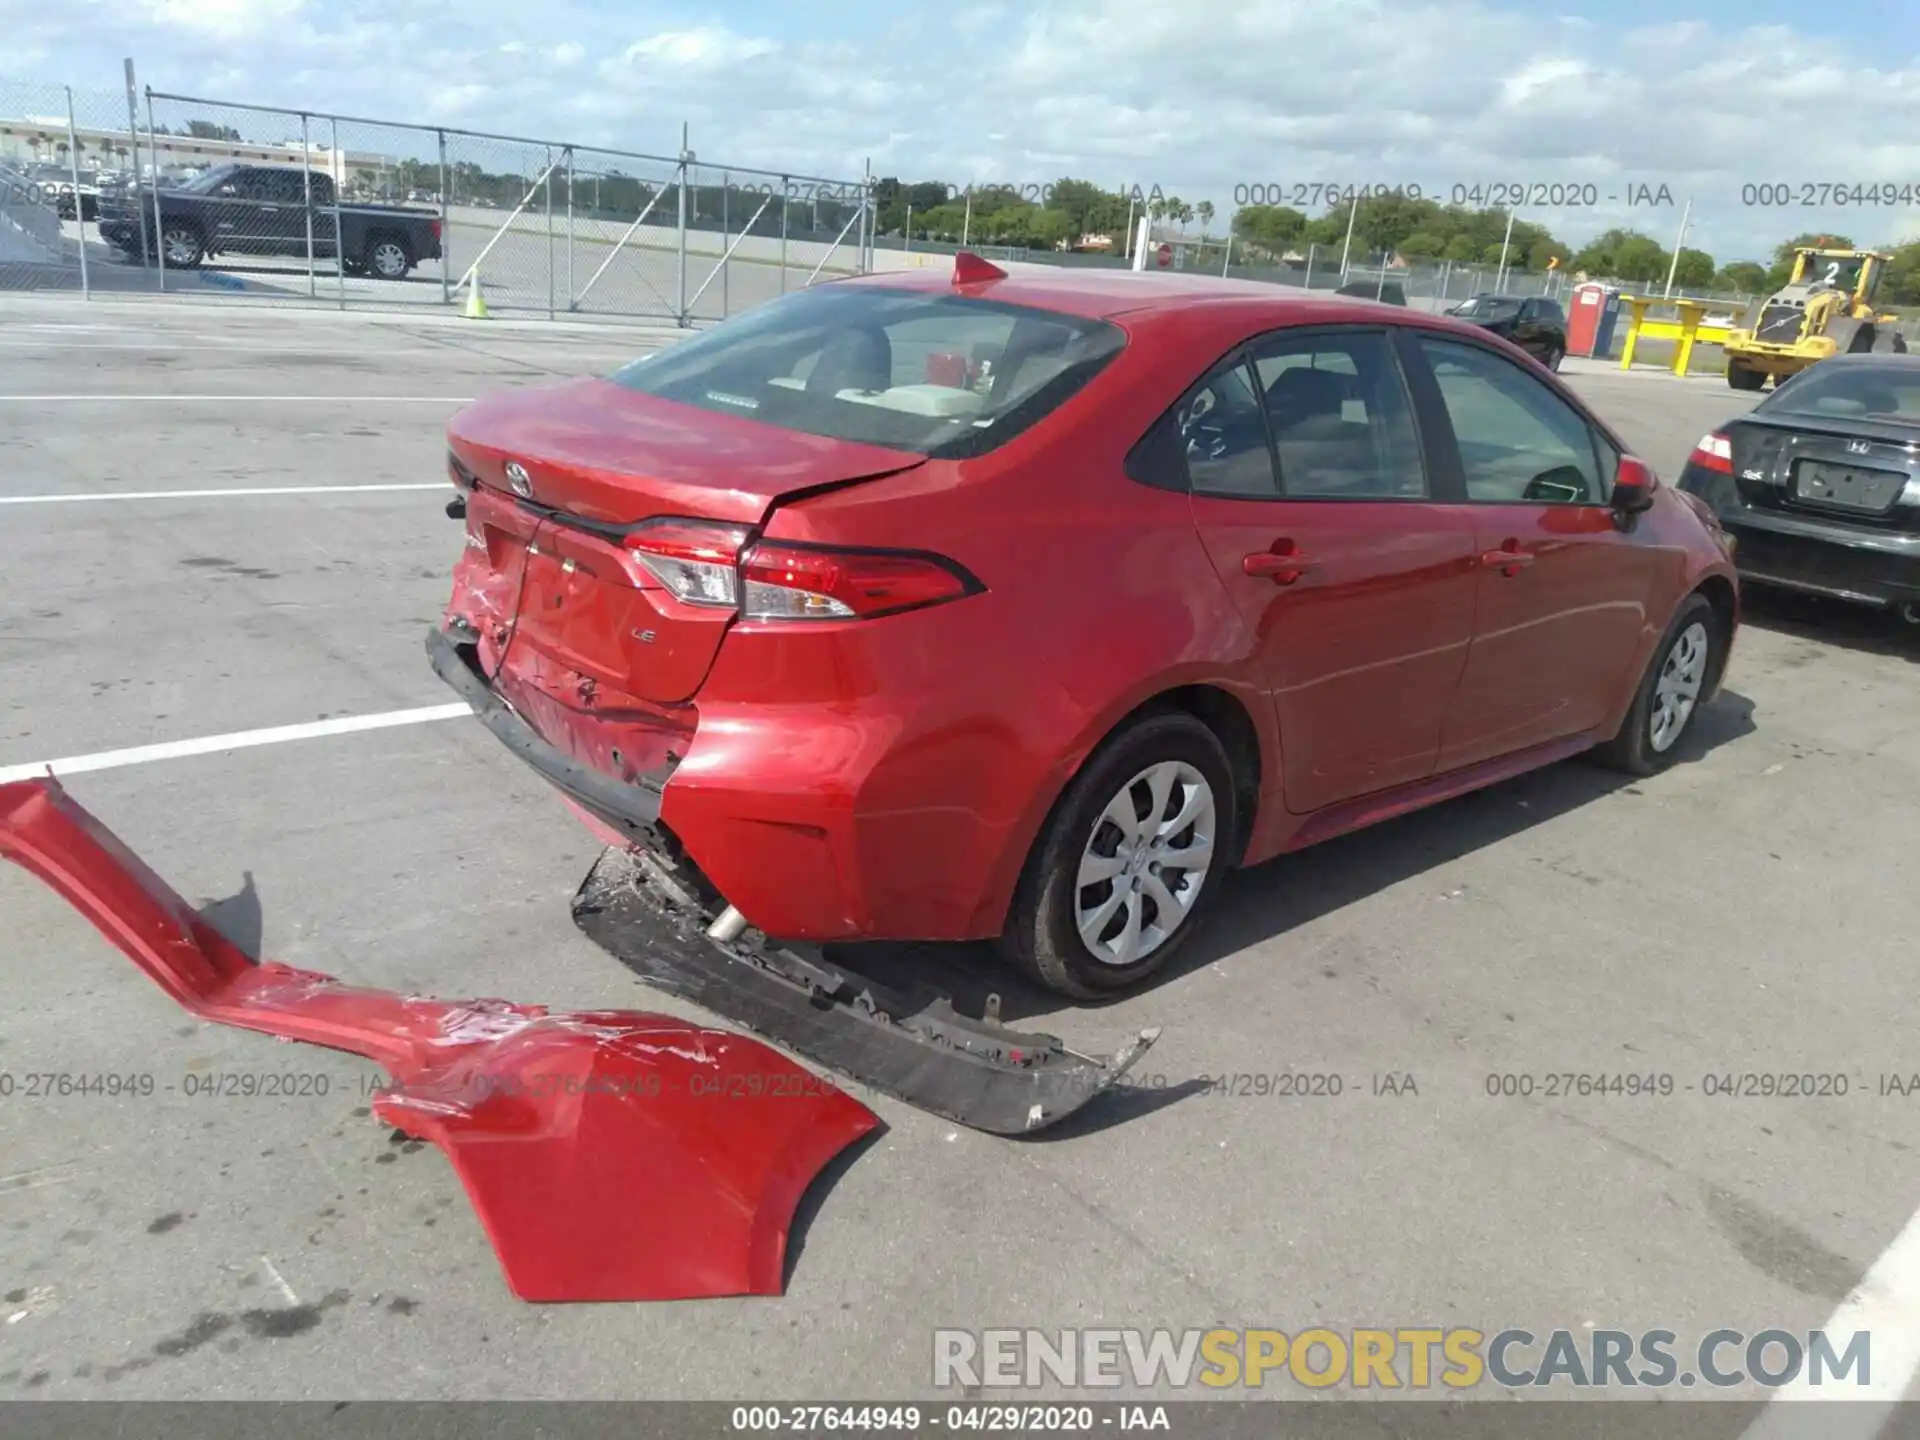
1649 621 1709 753
1074 760 1216 967
370 241 408 279
162 228 199 266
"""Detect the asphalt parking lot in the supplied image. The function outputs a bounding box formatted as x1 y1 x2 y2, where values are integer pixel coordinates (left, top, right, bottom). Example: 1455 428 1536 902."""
2 296 1919 1416
55 207 864 321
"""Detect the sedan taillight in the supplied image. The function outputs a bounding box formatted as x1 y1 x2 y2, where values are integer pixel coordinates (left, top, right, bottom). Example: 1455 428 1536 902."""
1689 431 1733 474
623 520 979 621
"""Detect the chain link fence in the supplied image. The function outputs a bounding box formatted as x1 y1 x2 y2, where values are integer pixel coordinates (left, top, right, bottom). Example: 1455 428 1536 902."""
0 73 876 323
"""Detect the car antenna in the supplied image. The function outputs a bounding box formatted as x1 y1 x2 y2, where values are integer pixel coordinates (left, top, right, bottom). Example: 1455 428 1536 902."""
953 251 1008 285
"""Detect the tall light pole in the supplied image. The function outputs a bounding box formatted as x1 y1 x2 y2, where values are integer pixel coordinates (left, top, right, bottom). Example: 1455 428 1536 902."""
1494 209 1517 291
1663 197 1694 298
1338 192 1360 278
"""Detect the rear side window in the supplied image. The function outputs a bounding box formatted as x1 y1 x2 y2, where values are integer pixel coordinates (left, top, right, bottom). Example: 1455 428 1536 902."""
605 286 1126 459
1251 330 1427 498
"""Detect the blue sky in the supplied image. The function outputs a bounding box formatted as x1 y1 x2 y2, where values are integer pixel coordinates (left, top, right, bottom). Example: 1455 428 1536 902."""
6 0 1920 263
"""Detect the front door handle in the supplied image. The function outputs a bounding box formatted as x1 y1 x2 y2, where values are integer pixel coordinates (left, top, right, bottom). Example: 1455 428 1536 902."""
1479 538 1534 575
1243 542 1314 584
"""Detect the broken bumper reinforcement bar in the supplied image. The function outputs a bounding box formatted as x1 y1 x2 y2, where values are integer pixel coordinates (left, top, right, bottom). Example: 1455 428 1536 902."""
571 847 1161 1137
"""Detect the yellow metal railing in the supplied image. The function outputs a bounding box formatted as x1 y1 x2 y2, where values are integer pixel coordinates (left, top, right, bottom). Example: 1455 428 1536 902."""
1616 296 1736 377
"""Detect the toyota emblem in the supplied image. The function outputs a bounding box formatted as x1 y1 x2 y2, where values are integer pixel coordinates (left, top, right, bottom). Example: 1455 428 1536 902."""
504 461 533 498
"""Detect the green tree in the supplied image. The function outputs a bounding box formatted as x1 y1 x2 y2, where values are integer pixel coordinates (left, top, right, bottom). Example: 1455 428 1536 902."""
1715 261 1769 293
1230 204 1307 253
1880 242 1920 306
1397 230 1444 260
1671 247 1716 289
1196 200 1214 236
1442 234 1479 263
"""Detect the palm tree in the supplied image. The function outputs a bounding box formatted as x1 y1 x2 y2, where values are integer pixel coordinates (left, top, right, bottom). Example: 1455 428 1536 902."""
1196 200 1214 237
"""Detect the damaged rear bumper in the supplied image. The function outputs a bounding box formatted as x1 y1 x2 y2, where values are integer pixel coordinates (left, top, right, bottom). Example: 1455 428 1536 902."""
426 626 671 843
0 776 878 1304
572 847 1160 1136
429 624 1164 1136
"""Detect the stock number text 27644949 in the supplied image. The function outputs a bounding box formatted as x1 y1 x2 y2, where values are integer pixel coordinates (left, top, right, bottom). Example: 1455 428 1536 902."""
1233 183 1427 208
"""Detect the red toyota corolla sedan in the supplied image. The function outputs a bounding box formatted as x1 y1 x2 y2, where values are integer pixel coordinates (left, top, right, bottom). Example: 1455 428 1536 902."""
429 260 1739 999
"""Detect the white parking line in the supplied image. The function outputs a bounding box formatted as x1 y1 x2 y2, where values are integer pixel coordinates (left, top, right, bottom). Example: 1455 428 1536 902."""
0 705 473 784
1738 1206 1920 1436
0 484 448 504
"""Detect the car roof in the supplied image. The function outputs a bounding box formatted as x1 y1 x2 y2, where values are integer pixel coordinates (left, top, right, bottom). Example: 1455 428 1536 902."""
1796 352 1920 369
836 262 1448 326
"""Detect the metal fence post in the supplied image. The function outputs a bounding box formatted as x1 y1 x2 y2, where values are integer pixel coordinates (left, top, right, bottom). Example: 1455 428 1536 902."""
676 124 691 327
124 59 150 273
301 114 317 297
779 176 789 295
720 171 729 318
64 88 89 299
546 146 556 321
565 147 575 311
438 128 450 306
331 118 345 309
859 158 871 274
146 87 165 292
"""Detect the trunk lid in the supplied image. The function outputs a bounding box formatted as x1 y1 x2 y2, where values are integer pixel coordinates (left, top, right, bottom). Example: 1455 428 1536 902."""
446 378 926 705
1731 414 1920 532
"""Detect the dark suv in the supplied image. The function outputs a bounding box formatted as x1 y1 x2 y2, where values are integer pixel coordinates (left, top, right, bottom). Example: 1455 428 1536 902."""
1446 294 1569 370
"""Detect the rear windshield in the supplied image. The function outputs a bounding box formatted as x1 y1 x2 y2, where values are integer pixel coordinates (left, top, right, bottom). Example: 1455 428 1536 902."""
604 286 1126 459
1762 364 1920 424
1451 296 1522 320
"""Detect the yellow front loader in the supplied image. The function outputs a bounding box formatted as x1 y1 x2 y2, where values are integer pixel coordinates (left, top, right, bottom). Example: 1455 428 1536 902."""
1722 247 1907 391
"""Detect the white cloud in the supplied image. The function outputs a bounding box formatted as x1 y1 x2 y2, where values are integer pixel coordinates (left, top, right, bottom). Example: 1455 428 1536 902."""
9 0 1920 257
139 0 305 40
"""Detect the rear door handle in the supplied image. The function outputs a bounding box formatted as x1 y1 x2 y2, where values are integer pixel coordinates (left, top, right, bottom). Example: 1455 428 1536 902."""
1479 539 1534 574
1243 544 1314 584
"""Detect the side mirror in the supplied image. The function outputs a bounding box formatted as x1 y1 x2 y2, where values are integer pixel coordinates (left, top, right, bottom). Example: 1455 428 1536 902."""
1610 455 1660 514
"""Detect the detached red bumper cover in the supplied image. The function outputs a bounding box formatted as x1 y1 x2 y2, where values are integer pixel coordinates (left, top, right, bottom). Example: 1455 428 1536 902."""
0 777 879 1303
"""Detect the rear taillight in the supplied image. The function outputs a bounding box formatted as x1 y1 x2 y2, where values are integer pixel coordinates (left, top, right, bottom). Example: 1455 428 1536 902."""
623 520 977 621
624 519 752 608
740 542 974 620
430 218 442 240
1690 431 1733 473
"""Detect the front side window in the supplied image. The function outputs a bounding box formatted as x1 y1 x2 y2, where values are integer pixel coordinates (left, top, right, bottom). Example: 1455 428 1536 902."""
1418 336 1606 503
605 286 1126 459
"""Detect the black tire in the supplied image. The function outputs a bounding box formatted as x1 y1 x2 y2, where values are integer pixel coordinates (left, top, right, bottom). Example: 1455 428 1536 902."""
999 711 1236 999
1727 364 1765 391
341 257 368 276
1590 593 1722 777
363 234 413 280
1544 346 1565 372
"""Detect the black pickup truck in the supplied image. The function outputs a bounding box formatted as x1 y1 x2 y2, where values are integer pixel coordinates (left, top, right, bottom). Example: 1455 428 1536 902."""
99 162 443 280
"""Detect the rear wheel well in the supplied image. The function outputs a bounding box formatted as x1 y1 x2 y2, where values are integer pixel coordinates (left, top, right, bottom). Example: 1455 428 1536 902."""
1693 574 1737 694
1128 685 1262 867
